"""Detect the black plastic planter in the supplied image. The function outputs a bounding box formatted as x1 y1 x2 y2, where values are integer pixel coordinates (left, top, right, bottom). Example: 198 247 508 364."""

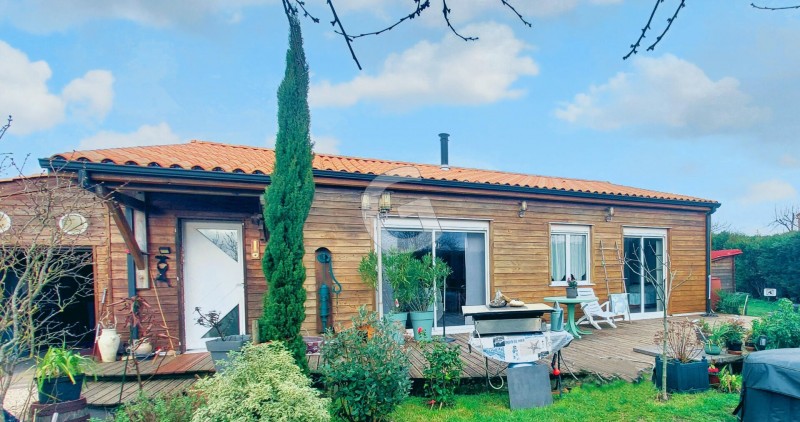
37 374 84 404
653 356 709 393
205 335 251 371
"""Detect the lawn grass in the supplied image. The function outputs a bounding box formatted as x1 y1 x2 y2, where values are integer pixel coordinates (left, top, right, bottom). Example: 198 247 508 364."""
745 298 783 317
391 381 739 422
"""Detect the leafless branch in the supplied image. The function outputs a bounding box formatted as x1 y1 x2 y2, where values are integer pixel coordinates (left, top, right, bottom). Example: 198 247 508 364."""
624 0 686 60
442 0 478 41
647 0 686 52
0 115 11 141
500 0 532 27
341 1 431 40
769 204 799 232
284 0 533 69
751 2 800 10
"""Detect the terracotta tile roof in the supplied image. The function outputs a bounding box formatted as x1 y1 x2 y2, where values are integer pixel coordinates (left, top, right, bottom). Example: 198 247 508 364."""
711 249 743 260
50 140 716 204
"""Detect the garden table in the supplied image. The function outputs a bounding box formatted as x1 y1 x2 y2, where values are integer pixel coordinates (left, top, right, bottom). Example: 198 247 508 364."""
543 296 598 339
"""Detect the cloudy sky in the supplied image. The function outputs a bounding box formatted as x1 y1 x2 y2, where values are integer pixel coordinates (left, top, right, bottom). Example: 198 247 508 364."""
1 0 798 234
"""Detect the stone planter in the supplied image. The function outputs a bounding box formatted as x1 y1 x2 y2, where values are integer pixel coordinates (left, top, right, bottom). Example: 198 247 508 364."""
205 335 251 371
653 356 709 393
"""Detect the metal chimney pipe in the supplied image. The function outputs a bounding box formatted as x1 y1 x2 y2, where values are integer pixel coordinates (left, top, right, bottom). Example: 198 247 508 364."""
439 133 450 170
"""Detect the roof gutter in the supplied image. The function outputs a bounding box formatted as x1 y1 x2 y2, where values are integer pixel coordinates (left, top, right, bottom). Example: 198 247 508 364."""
40 158 722 211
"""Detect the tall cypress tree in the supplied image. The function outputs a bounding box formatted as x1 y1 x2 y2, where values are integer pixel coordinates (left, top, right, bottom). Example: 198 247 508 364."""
260 13 315 371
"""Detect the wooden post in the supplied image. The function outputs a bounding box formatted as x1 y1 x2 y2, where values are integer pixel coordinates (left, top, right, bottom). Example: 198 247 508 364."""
251 319 260 345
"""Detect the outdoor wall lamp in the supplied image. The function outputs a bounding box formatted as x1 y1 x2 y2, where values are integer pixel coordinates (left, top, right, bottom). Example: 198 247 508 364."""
378 192 392 217
518 200 527 218
605 206 615 222
360 192 371 210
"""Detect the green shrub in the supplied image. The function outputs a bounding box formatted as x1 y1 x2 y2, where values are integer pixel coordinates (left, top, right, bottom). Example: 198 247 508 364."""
751 298 800 349
421 339 463 408
191 342 329 422
114 391 202 422
320 307 411 421
715 291 749 315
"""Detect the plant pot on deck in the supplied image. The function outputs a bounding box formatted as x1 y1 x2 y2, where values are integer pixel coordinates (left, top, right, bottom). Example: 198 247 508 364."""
37 374 85 404
386 312 409 344
653 356 709 393
410 311 434 341
205 335 251 371
704 343 722 355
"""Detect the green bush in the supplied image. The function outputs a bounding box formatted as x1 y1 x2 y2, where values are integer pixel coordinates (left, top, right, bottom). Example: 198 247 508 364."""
320 307 411 421
114 392 202 422
191 342 330 422
715 291 749 315
422 339 463 408
751 298 800 349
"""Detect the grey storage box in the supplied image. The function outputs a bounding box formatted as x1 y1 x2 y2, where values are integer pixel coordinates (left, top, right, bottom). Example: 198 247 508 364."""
736 348 800 421
507 363 553 410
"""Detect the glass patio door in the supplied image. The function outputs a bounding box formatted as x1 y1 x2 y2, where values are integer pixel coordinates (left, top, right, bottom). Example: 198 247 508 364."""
378 219 489 329
623 228 666 318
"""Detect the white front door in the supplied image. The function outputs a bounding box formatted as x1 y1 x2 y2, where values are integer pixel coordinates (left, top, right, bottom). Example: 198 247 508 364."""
182 221 245 352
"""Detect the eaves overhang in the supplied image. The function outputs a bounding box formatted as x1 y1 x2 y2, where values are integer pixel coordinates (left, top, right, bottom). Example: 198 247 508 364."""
40 158 721 211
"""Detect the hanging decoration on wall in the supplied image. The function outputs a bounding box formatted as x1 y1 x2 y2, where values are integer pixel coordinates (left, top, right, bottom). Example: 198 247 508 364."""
155 253 170 287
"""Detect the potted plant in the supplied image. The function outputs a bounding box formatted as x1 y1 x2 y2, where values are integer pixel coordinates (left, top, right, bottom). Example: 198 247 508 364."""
359 250 414 343
708 363 720 386
722 318 746 354
652 319 709 393
36 346 93 404
195 307 251 370
406 253 452 341
97 309 120 363
565 277 578 299
704 324 726 355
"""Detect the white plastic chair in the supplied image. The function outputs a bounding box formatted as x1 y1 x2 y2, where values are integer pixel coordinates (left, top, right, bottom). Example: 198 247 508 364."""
575 287 618 330
609 293 631 322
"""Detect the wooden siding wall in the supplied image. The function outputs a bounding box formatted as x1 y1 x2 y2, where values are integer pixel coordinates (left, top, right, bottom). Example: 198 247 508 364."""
712 257 736 292
300 186 709 331
32 182 709 347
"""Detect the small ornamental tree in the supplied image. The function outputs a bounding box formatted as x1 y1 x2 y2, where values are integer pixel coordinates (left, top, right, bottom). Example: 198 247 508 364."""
259 12 315 370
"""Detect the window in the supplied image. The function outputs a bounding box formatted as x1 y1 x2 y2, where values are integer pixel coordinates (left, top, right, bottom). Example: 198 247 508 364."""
550 224 590 285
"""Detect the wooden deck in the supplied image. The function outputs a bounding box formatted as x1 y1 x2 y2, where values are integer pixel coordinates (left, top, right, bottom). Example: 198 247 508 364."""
6 315 745 409
84 353 215 406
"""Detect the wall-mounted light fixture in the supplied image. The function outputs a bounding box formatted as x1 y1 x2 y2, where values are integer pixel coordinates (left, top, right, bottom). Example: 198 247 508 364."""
518 200 528 218
605 206 615 222
360 192 371 210
378 192 392 218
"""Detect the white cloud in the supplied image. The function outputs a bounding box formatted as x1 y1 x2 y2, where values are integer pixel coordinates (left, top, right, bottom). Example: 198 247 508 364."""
555 54 769 136
0 40 114 135
266 133 341 154
62 70 115 121
311 22 538 108
738 179 798 205
2 0 267 32
77 123 180 150
779 154 800 169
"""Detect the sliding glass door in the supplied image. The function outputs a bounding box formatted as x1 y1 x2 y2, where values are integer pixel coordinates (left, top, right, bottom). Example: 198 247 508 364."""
378 219 489 328
623 228 667 318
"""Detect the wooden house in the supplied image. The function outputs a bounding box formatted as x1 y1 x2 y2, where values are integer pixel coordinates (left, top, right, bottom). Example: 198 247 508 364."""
711 249 743 293
12 138 719 352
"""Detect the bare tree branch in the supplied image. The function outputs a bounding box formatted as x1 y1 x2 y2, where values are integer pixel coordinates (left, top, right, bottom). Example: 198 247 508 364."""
340 1 431 40
751 2 800 10
442 0 478 41
769 204 799 232
624 0 686 60
500 0 533 28
0 115 10 141
325 0 362 70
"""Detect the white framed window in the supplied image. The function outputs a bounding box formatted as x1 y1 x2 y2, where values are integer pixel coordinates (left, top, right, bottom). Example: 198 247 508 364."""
550 224 591 286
